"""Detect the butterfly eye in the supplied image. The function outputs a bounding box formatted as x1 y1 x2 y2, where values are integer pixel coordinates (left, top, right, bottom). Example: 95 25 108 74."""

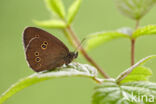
34 51 39 56
35 34 39 38
35 57 41 62
41 44 47 50
43 41 48 45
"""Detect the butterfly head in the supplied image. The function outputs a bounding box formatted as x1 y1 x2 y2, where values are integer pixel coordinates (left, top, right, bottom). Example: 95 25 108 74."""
65 51 78 65
72 51 78 59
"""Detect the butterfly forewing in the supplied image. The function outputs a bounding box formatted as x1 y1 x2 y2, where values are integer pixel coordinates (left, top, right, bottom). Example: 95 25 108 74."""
23 27 69 72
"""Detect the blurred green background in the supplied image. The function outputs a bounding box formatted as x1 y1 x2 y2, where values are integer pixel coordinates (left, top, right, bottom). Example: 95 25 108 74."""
0 0 156 104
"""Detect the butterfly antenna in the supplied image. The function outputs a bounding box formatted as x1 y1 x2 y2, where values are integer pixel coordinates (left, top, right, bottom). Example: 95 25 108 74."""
74 38 86 52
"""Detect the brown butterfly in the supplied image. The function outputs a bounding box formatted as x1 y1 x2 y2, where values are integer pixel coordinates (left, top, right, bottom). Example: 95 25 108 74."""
23 27 78 72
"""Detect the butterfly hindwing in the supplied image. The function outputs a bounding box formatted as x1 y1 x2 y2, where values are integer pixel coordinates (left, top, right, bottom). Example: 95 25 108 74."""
23 27 69 72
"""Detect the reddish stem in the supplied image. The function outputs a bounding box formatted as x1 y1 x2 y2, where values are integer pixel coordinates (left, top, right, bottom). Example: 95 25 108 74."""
131 39 135 66
66 26 110 79
130 20 139 66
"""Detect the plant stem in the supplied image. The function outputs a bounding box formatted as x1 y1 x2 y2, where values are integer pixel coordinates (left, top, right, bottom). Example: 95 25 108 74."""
131 39 135 66
135 20 139 30
65 25 110 79
131 20 139 66
62 29 75 47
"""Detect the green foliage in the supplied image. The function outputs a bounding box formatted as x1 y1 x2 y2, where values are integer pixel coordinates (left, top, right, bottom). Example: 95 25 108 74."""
45 0 65 19
0 63 97 104
33 19 66 29
35 0 82 29
115 0 156 20
86 25 156 51
132 25 156 38
1 0 156 104
92 80 156 104
67 0 82 24
116 55 156 84
85 29 130 51
120 66 152 83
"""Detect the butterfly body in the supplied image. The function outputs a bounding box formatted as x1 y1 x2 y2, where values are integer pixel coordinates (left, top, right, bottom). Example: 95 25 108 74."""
23 27 78 72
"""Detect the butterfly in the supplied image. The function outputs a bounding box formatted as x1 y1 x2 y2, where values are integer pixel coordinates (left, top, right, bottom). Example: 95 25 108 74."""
23 27 78 72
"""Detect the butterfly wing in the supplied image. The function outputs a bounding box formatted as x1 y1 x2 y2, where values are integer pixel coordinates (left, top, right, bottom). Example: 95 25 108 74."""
23 27 69 72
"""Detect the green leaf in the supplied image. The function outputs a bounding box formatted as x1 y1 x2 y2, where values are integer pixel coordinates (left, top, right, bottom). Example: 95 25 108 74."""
116 55 156 84
118 27 133 36
92 80 156 104
85 29 131 51
132 25 156 38
33 19 66 28
115 0 156 20
67 0 82 24
120 66 152 83
0 63 97 104
45 0 65 19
